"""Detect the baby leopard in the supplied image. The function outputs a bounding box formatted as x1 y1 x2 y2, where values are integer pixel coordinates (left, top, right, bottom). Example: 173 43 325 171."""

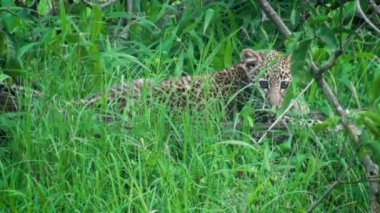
84 48 292 117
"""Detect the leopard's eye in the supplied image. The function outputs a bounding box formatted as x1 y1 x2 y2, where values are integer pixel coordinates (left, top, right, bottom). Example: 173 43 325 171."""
280 81 289 89
246 61 257 69
259 80 269 89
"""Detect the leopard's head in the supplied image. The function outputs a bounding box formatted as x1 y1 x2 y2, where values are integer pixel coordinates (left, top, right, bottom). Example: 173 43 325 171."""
240 49 291 107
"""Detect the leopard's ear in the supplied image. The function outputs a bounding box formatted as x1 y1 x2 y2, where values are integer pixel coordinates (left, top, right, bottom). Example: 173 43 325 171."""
240 49 262 69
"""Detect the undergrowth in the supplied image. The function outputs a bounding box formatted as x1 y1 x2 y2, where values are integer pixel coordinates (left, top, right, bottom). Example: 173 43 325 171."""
0 0 379 211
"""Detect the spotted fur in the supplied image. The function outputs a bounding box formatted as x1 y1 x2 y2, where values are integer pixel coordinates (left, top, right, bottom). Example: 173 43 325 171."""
0 83 40 112
84 49 291 115
257 51 291 107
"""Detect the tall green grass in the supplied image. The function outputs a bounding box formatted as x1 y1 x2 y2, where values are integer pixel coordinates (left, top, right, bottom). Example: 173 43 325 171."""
1 0 378 211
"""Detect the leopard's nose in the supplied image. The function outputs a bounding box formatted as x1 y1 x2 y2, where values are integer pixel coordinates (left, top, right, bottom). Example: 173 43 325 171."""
268 91 282 108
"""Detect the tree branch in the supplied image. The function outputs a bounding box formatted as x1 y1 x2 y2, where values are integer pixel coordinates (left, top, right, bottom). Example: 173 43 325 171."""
116 0 133 40
364 156 380 212
99 0 119 9
0 8 19 17
340 176 380 184
256 0 292 37
256 0 379 211
308 132 379 212
356 0 380 34
307 180 341 212
368 0 380 16
318 49 343 75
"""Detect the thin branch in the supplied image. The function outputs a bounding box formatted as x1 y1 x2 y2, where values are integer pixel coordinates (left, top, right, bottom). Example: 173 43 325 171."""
256 0 292 37
318 21 364 75
261 10 269 22
83 0 119 9
257 80 314 144
307 180 341 212
124 0 133 39
318 49 343 75
356 0 380 34
256 0 379 211
340 177 380 185
308 136 375 212
368 0 380 15
0 8 19 17
340 0 343 51
116 0 133 40
127 0 133 14
99 0 119 9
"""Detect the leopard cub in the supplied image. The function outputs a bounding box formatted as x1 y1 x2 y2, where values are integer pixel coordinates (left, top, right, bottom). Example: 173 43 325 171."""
84 48 292 116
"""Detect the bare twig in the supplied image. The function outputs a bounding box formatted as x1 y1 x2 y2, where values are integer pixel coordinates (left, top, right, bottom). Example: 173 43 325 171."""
83 0 119 9
127 0 133 14
261 10 269 22
257 80 314 144
256 0 379 211
99 0 119 9
303 3 374 76
307 180 341 212
340 177 380 185
356 0 380 34
14 0 38 16
116 0 133 39
307 162 380 212
340 0 343 50
256 0 292 37
0 8 19 16
318 49 343 75
307 138 364 212
368 0 380 15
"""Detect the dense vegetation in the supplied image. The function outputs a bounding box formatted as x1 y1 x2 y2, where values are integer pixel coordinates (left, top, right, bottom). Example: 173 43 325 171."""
1 0 379 211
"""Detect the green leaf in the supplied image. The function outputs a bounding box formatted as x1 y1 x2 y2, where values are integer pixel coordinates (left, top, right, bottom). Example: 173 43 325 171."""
136 19 158 34
358 111 380 139
361 111 380 125
290 9 297 26
223 39 233 66
276 138 292 154
0 73 10 82
0 31 17 67
216 140 258 152
312 15 329 24
203 8 214 34
37 0 51 15
312 115 340 132
90 6 103 42
59 0 68 31
291 38 312 79
174 53 184 77
2 9 21 34
247 116 254 128
333 26 356 35
227 10 237 34
361 130 380 165
370 77 380 103
239 105 254 128
101 51 149 71
316 26 338 50
342 1 356 20
17 43 39 68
